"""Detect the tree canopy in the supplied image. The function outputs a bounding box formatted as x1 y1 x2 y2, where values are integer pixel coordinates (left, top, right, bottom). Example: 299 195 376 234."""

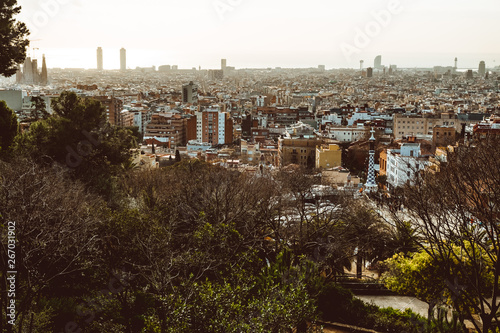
0 100 18 155
16 91 137 196
0 0 29 77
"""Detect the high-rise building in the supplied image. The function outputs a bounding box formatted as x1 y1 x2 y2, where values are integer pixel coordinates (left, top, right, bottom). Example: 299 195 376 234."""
367 67 373 78
374 55 382 69
196 106 233 145
221 58 227 70
97 47 103 71
120 48 126 71
208 69 224 80
466 69 473 79
478 61 486 76
182 81 198 104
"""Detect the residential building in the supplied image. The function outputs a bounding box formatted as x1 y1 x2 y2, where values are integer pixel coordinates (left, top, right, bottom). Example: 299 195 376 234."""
384 143 430 189
393 113 460 140
432 126 456 148
182 81 198 104
315 144 342 169
325 124 368 142
93 96 123 126
144 112 187 148
196 106 233 145
279 137 322 168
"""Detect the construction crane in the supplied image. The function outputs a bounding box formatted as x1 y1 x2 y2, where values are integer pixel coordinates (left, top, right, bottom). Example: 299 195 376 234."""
28 39 42 59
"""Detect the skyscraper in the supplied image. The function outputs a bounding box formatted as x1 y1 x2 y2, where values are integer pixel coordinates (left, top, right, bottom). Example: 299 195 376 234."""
374 55 382 69
221 59 227 70
97 47 103 71
120 48 126 71
478 61 486 76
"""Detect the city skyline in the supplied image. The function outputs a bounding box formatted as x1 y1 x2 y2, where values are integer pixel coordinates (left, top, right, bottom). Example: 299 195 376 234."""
15 0 500 70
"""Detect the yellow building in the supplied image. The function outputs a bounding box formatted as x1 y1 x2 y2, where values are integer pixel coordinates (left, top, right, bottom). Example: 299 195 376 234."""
279 138 322 168
315 144 342 169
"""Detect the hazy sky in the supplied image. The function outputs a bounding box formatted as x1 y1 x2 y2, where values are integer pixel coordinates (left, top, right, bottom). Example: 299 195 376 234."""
16 0 500 70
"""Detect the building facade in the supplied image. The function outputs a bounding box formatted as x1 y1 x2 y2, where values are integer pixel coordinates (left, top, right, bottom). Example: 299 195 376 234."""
144 112 187 148
393 113 461 140
279 138 322 168
196 107 233 145
315 144 342 169
384 143 429 189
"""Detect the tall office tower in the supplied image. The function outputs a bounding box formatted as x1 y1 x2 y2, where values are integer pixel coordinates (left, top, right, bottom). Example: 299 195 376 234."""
360 60 364 70
478 61 486 76
367 67 373 78
120 48 126 71
374 55 382 69
97 47 103 71
41 55 48 85
221 58 227 70
454 57 458 69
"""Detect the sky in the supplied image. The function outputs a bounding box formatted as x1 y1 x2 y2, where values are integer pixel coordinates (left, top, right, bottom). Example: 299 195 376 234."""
15 0 500 70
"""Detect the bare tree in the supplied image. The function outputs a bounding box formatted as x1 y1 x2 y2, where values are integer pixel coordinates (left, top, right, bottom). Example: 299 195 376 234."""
0 158 103 332
392 135 500 332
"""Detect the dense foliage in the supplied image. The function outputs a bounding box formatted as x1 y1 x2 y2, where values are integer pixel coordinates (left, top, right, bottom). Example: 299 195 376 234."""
0 0 29 77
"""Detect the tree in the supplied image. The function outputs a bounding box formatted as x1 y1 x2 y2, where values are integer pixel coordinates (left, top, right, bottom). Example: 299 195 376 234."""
16 91 137 196
0 0 30 77
392 135 500 332
0 100 18 155
343 202 393 279
382 248 487 321
29 96 49 121
0 158 105 332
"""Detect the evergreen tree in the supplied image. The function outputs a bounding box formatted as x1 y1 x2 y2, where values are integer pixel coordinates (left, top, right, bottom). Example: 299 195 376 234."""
0 0 29 77
0 100 18 155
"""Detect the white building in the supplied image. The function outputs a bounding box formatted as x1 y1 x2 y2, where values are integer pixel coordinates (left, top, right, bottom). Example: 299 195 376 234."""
386 143 430 189
325 124 368 142
320 111 343 126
